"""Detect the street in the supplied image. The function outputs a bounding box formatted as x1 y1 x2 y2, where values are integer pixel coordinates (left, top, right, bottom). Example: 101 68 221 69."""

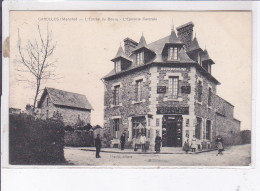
64 144 251 166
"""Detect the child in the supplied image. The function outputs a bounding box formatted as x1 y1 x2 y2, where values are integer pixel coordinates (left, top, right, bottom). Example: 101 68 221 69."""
191 136 197 152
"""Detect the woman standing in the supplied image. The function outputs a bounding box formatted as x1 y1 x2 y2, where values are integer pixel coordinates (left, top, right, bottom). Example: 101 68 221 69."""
154 132 162 153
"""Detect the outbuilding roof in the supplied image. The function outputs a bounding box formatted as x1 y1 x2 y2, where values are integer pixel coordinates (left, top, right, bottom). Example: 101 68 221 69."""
38 87 93 110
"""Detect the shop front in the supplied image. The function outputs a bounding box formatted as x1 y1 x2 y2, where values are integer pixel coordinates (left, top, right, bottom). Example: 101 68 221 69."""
157 106 189 147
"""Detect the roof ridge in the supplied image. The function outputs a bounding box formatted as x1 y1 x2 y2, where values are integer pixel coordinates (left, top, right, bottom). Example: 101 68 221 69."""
46 87 86 97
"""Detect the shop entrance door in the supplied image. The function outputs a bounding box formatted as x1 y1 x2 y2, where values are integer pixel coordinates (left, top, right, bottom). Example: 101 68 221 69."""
163 116 182 147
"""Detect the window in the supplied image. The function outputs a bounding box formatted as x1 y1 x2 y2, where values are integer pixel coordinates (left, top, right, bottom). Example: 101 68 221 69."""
208 87 212 106
136 51 144 65
168 47 178 60
186 119 190 127
113 85 120 105
136 80 143 102
46 110 49 119
169 77 179 99
197 80 202 102
132 116 146 138
115 60 121 73
195 117 202 139
206 120 211 140
46 98 49 106
156 118 160 126
113 119 120 138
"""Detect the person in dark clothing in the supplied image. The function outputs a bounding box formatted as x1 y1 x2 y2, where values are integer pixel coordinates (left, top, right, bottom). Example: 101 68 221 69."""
95 134 102 158
216 136 224 156
154 132 162 153
120 133 126 150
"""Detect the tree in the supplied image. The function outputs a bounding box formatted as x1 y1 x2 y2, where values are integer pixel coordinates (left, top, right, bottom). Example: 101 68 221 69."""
16 24 58 112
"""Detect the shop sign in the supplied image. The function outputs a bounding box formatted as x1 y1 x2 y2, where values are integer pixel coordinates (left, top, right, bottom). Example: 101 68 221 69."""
161 67 187 72
181 86 191 94
157 107 189 115
157 86 166 93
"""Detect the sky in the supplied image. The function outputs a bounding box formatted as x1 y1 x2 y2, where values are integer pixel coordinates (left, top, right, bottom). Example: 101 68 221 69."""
9 11 251 130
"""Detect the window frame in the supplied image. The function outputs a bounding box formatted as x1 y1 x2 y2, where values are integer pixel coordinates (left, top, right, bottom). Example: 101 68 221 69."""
113 85 120 105
168 46 178 61
132 116 146 138
136 51 144 65
206 120 211 140
169 76 179 99
197 80 203 103
208 87 212 107
115 60 121 73
113 118 120 139
136 79 143 102
195 117 202 140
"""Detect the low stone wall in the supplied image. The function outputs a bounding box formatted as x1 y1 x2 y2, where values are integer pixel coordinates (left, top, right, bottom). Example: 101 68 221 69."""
64 130 93 147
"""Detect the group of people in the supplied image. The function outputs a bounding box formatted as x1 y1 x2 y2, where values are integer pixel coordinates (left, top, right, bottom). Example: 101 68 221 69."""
94 133 224 158
183 135 224 155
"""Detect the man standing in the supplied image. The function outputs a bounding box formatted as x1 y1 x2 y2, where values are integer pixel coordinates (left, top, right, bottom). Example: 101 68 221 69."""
140 133 146 152
95 134 101 158
120 133 126 150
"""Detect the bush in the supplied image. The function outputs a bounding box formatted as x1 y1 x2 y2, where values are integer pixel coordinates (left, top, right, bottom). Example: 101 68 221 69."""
240 130 251 144
64 130 94 147
9 113 65 165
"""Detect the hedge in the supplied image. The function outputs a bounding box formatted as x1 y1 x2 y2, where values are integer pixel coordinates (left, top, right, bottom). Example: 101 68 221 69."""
9 113 65 165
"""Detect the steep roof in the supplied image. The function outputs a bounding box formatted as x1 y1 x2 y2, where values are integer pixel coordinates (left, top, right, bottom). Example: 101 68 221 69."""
187 37 202 52
111 45 132 62
103 35 196 79
201 49 215 64
38 87 93 110
168 29 183 44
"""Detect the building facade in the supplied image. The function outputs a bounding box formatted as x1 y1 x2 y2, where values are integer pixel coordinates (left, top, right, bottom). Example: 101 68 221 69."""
38 87 93 126
103 22 240 150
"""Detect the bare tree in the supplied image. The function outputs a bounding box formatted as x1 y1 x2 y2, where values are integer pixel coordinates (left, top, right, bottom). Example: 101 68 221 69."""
16 24 59 112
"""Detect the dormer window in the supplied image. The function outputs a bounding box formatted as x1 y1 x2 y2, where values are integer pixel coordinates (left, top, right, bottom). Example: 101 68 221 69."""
115 60 121 73
136 51 144 65
168 47 178 60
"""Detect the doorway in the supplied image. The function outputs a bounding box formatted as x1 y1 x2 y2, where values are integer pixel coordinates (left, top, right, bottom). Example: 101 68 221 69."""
162 115 182 147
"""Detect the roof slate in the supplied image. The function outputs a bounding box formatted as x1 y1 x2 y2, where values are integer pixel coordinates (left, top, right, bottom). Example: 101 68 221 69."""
187 37 202 52
111 45 132 62
40 87 93 110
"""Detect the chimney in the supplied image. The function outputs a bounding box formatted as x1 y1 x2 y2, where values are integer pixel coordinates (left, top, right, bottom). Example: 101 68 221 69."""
176 22 194 50
123 37 138 56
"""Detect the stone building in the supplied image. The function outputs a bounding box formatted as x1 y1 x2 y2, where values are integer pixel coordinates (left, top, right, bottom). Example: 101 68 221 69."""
38 87 93 126
102 22 240 150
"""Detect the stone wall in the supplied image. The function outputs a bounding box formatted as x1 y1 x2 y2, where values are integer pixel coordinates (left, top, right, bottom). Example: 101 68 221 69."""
39 94 91 126
104 67 151 140
215 95 241 144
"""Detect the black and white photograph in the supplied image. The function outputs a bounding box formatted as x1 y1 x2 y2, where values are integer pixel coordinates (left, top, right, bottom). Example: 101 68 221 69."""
7 10 251 166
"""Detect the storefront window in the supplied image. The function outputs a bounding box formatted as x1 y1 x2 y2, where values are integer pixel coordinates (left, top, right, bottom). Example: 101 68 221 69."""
132 116 146 138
